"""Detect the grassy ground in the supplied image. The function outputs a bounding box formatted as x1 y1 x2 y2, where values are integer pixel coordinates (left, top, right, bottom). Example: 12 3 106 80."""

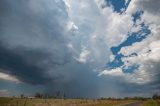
0 97 137 106
2 97 160 106
140 99 160 106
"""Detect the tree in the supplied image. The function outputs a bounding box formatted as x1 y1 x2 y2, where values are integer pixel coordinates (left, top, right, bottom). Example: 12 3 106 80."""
152 94 159 100
56 91 60 98
35 92 43 98
20 94 24 99
63 93 66 99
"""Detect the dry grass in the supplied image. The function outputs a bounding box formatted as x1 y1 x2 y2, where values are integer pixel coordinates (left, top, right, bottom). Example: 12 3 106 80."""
0 97 138 106
140 99 160 106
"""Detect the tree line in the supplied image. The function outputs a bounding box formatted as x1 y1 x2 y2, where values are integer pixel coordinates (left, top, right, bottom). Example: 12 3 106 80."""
20 92 160 100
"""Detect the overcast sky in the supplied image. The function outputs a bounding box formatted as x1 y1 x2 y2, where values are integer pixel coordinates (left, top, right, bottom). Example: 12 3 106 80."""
0 0 160 98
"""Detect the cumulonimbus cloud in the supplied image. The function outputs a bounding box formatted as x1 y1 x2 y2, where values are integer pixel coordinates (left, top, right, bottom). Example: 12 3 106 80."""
0 0 159 97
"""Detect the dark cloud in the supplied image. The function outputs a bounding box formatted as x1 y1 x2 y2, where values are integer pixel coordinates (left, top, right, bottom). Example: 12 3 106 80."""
0 44 53 84
0 0 70 84
0 0 159 98
0 0 101 98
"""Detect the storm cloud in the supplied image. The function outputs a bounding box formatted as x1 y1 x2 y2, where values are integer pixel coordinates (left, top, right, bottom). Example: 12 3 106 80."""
0 0 104 97
0 0 160 98
0 0 71 84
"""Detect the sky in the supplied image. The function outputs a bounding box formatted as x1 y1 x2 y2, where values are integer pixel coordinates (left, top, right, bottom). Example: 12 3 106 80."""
0 0 160 98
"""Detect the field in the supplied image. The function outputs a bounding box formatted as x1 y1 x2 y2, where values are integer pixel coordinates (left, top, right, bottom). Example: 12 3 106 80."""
140 99 160 106
0 97 160 106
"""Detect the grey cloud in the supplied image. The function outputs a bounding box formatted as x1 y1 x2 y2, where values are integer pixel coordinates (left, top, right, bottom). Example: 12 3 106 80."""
0 0 71 84
135 0 160 14
0 0 159 98
0 44 52 84
0 0 102 98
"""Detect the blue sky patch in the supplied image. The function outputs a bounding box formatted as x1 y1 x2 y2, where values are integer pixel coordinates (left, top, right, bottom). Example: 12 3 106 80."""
107 22 150 73
122 64 139 73
105 0 131 13
132 11 144 23
107 53 124 69
111 24 150 55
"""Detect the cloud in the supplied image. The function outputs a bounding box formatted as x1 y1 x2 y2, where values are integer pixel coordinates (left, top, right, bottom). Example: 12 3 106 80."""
0 0 72 84
119 40 160 84
0 0 108 97
99 66 152 85
74 46 90 63
67 20 79 32
98 68 124 76
0 0 159 97
0 71 20 83
126 0 160 15
120 0 160 84
0 43 54 84
99 0 160 89
65 0 160 96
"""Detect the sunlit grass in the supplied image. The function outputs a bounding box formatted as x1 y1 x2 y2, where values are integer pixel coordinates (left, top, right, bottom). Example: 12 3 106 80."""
140 99 160 106
0 97 137 106
3 98 160 106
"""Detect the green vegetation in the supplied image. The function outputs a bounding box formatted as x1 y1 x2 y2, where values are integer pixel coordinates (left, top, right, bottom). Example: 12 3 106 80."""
140 100 160 106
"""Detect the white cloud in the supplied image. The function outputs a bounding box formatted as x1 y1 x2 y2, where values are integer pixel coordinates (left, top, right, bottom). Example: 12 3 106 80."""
98 0 160 85
63 0 71 10
0 70 20 83
98 68 124 76
99 67 152 84
61 0 160 86
115 40 160 84
126 0 160 25
148 41 160 61
64 0 134 67
109 37 160 85
67 43 73 49
74 46 90 63
64 0 160 85
100 41 160 85
67 20 79 32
